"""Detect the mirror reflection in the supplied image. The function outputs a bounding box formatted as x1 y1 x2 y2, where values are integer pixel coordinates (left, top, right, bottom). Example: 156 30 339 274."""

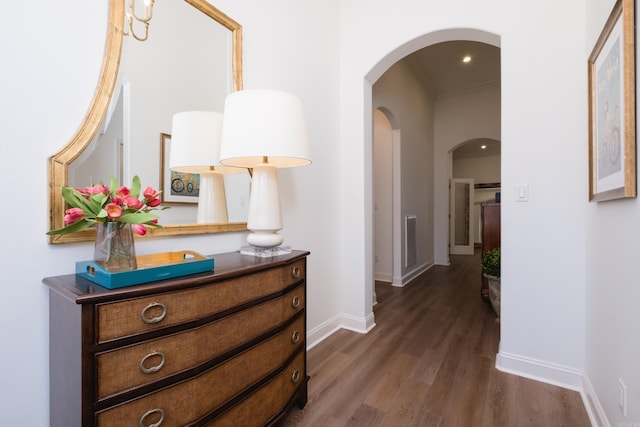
49 0 247 243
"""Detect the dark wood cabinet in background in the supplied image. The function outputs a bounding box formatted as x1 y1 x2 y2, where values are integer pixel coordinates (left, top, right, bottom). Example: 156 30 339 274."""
480 203 500 302
43 250 309 427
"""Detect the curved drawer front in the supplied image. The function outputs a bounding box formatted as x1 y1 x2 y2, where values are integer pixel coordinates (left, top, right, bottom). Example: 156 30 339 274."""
210 350 307 427
97 296 285 400
97 327 295 426
283 315 305 359
282 350 306 408
283 259 305 285
206 374 283 427
96 267 284 343
283 284 305 319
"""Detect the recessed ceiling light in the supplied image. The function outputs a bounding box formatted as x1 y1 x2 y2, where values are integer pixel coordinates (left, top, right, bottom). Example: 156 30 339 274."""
481 145 487 149
463 55 472 63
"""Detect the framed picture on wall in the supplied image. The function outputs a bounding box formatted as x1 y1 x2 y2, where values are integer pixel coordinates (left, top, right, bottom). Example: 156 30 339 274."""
160 133 201 204
588 0 636 201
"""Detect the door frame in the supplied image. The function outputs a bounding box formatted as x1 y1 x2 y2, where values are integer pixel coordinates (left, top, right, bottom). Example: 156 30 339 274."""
450 178 475 255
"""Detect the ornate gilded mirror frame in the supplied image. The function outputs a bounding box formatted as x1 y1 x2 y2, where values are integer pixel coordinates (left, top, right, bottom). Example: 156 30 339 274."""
48 0 244 243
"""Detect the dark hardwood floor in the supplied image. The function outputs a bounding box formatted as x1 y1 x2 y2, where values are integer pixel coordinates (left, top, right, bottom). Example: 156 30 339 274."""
279 250 591 426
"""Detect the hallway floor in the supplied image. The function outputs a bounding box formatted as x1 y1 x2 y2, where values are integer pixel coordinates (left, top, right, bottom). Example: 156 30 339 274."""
279 251 591 426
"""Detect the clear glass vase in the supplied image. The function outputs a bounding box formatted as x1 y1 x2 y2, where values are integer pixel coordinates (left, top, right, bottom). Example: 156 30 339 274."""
94 222 137 272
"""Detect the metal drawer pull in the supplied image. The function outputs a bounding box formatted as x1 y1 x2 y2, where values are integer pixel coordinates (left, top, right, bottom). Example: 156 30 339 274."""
292 266 301 278
291 369 300 384
291 295 301 308
291 330 300 344
141 302 167 324
139 408 164 427
139 351 166 374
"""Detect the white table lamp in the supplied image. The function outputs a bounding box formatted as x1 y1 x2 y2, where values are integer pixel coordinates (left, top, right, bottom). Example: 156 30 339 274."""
170 111 245 224
219 89 311 254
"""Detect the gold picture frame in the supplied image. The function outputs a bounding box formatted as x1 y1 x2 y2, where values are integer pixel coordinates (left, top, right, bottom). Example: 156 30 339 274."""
588 0 636 201
160 133 200 205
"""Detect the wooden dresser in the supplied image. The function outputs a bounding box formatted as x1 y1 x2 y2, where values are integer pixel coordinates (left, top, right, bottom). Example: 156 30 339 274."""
43 250 309 427
480 203 500 302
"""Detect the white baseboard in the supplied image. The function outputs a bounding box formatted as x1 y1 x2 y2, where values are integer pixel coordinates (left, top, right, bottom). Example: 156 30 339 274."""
581 374 610 427
392 260 434 287
307 312 376 350
496 351 603 426
434 256 450 266
374 272 393 282
496 351 584 391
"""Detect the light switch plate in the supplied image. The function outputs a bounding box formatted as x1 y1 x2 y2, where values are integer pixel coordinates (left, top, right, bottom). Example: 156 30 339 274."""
516 184 529 202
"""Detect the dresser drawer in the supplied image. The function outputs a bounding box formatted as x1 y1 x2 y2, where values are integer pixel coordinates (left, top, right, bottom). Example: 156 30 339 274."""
209 350 306 427
96 326 294 426
283 284 305 320
282 350 306 409
284 315 305 358
96 295 288 400
283 259 305 285
96 267 285 343
206 374 283 427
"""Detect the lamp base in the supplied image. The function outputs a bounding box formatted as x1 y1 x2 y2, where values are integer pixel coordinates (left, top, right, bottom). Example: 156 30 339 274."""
240 245 292 258
197 172 228 224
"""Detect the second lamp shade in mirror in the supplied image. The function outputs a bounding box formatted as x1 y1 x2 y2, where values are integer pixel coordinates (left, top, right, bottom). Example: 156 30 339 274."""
170 111 245 224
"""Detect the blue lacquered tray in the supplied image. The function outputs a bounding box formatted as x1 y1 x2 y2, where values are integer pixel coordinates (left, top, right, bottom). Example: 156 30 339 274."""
76 250 214 289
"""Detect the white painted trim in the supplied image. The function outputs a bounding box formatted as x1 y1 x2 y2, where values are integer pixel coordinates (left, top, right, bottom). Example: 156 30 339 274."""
449 178 475 255
434 256 450 266
375 272 393 282
306 312 377 350
392 260 433 287
392 128 402 286
582 374 610 427
496 351 584 391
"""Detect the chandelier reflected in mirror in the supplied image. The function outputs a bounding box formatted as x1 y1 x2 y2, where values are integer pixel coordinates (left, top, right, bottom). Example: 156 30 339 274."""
124 0 155 42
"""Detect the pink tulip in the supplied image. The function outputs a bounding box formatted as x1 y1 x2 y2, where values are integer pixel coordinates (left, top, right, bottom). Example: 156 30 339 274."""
85 184 109 196
110 196 125 206
143 186 162 207
146 197 161 207
125 196 143 210
63 208 85 225
105 203 123 219
132 224 147 236
116 186 130 198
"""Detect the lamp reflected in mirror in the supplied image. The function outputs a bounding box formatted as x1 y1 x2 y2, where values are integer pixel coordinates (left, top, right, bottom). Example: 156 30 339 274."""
170 111 246 224
48 0 247 243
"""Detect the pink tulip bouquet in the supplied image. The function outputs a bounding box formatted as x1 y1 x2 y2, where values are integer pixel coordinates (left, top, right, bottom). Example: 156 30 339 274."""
47 175 166 237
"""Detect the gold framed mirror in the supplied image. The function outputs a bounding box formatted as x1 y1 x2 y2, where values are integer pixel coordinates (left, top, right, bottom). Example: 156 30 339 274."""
48 0 245 243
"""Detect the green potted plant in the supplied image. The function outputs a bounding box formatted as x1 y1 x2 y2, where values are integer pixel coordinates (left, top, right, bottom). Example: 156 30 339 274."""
481 247 500 318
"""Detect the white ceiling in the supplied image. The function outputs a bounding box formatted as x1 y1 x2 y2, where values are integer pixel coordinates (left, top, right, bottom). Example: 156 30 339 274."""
405 40 501 96
403 40 501 159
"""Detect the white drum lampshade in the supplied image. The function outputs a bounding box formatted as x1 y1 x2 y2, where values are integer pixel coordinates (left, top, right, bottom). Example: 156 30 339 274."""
219 89 311 252
170 111 244 224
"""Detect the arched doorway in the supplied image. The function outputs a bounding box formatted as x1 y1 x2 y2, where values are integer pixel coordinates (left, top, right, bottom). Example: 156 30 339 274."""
365 29 501 325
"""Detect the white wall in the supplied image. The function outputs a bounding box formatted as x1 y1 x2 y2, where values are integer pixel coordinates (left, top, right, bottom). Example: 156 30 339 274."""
497 0 587 389
0 0 341 424
339 0 588 403
584 0 640 424
373 60 435 282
